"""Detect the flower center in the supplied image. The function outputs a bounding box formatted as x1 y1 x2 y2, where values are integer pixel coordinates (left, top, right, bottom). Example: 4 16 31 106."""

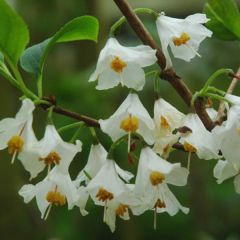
160 116 170 129
116 204 128 217
120 115 139 133
46 190 66 206
172 32 190 46
96 188 114 202
7 135 24 154
154 199 166 209
150 171 165 186
40 151 61 165
110 56 127 73
183 141 197 153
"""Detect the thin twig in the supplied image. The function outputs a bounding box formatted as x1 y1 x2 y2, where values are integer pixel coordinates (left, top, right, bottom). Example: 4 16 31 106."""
113 0 214 131
39 98 100 128
215 67 240 125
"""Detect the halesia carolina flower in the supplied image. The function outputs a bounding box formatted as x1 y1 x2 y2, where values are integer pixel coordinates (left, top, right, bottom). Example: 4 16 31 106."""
0 98 36 164
156 13 212 67
89 37 157 91
19 167 79 219
212 106 240 171
87 160 133 232
133 147 189 228
99 93 155 149
225 94 240 106
179 113 220 160
75 143 133 185
19 124 82 179
214 160 240 194
153 98 185 158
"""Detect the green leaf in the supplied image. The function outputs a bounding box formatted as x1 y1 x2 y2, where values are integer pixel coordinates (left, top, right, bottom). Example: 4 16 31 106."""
204 0 240 41
0 0 29 65
20 16 99 76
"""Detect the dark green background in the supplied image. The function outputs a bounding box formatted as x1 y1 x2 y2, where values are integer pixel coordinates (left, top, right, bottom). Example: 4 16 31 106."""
0 0 240 239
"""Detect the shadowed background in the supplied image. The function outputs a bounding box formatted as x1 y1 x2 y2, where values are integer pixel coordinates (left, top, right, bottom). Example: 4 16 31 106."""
0 0 240 239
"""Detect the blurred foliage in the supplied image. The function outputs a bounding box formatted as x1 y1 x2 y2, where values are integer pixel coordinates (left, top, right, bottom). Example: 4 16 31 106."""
0 0 240 240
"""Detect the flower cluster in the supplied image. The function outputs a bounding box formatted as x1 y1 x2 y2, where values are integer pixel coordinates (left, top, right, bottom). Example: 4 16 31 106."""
1 12 238 233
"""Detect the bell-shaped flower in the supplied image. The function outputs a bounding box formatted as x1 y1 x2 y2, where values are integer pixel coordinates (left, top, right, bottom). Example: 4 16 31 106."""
75 186 89 216
99 93 155 148
212 106 240 169
153 98 185 157
19 124 82 179
75 143 133 185
133 147 189 220
0 98 36 164
89 37 157 91
213 160 240 194
87 160 133 232
18 167 79 219
179 113 220 160
156 13 212 67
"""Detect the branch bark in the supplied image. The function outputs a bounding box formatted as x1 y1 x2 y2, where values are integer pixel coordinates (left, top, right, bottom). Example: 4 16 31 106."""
39 100 100 128
113 0 215 131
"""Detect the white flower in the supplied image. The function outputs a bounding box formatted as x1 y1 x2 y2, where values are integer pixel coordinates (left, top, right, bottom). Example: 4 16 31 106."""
19 167 79 219
75 143 133 185
153 98 185 157
19 124 82 179
133 147 189 219
75 186 89 216
225 94 240 106
179 113 220 160
156 13 212 67
213 160 240 193
99 93 155 146
0 98 36 163
86 160 133 232
212 106 240 169
89 37 157 91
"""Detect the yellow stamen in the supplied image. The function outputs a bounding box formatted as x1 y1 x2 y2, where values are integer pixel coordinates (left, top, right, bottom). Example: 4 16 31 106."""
96 188 114 202
237 128 240 136
7 135 24 155
120 115 139 133
154 199 166 209
40 151 61 165
150 171 165 186
116 204 128 217
46 190 66 206
160 116 170 129
110 56 127 73
172 32 190 46
183 141 197 153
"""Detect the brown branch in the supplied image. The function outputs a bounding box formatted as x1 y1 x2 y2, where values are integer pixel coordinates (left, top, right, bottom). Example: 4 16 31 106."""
39 97 100 128
215 67 240 125
113 0 214 131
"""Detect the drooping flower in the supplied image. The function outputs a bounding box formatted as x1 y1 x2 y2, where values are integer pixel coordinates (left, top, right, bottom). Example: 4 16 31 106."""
75 143 133 185
179 113 220 160
156 13 212 67
133 147 189 226
86 160 133 232
213 106 240 169
19 167 79 219
19 124 82 179
0 98 36 164
153 98 185 157
89 38 157 91
99 93 155 148
214 160 240 194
